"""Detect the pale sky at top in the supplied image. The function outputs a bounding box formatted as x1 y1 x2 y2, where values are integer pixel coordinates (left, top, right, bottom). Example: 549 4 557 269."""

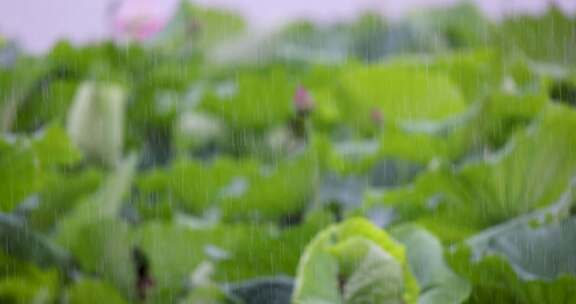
0 0 574 53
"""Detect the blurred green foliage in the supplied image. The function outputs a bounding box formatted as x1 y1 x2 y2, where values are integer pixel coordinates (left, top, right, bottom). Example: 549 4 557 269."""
1 2 576 303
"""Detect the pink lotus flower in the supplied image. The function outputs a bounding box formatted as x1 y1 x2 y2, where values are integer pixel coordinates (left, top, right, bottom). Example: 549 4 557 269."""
294 85 315 115
111 0 168 41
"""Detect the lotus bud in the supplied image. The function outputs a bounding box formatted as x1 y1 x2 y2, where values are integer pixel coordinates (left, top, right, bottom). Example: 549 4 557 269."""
371 107 384 126
67 81 126 168
293 85 315 116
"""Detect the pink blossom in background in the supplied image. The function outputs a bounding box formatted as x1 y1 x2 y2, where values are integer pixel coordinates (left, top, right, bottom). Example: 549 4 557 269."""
111 0 168 41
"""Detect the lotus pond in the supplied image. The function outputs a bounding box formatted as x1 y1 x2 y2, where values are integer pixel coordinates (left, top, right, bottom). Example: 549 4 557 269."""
1 2 576 303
